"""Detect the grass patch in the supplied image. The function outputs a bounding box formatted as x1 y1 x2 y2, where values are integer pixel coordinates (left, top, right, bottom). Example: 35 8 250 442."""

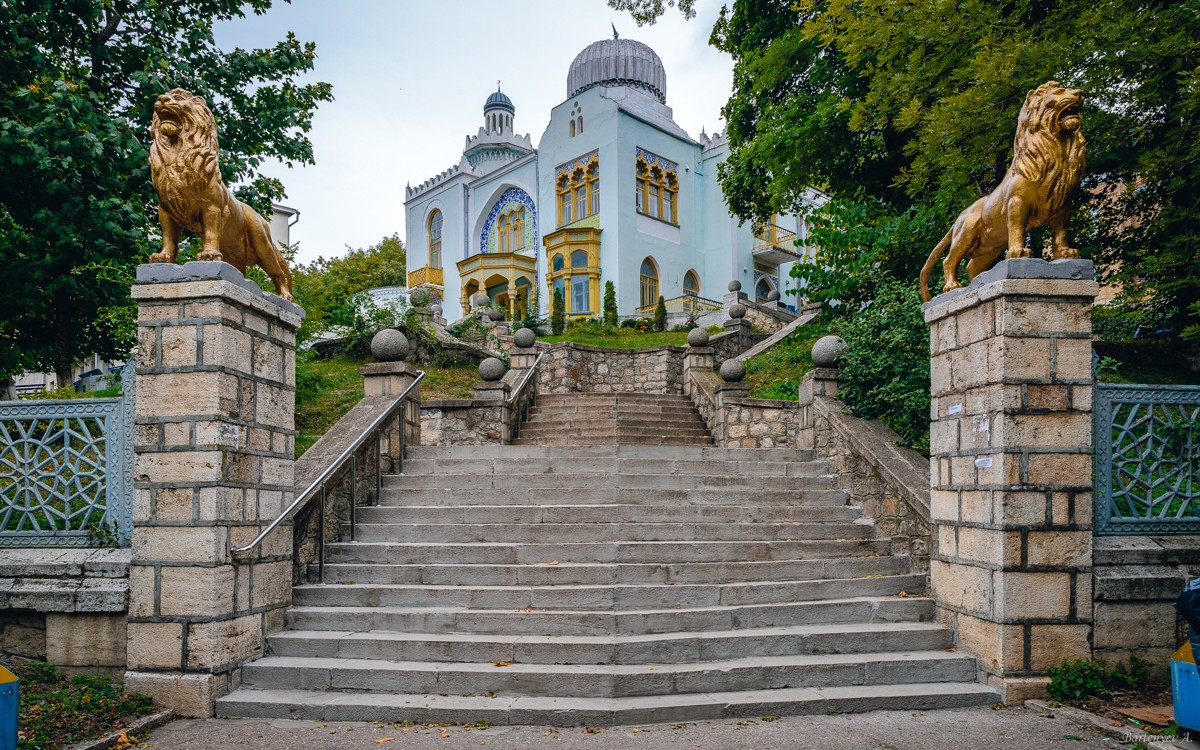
743 322 835 400
295 353 477 457
542 330 690 349
16 662 155 750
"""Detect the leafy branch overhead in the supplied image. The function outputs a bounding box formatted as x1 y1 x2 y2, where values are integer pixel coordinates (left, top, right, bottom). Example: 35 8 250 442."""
609 0 1200 336
0 1 333 384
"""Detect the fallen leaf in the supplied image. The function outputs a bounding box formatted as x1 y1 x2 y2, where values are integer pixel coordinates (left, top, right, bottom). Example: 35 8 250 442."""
546 560 560 566
376 739 394 744
897 591 910 598
440 727 451 738
584 726 605 734
492 660 512 667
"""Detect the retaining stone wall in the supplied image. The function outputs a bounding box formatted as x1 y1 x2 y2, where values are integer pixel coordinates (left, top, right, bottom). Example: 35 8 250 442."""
421 400 507 445
539 344 684 395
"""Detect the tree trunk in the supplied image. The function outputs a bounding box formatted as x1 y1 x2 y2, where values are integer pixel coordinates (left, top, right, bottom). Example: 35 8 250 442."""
53 315 73 390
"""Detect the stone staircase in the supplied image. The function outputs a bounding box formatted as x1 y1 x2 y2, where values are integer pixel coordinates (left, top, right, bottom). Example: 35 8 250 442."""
513 392 713 446
216 444 996 724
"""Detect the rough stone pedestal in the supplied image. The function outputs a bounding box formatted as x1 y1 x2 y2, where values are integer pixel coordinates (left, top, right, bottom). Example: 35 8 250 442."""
510 348 538 370
797 367 839 451
683 346 715 374
361 361 420 398
125 262 303 716
923 259 1098 703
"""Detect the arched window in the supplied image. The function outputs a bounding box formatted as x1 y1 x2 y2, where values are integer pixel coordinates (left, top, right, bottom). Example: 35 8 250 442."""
755 277 773 304
555 154 599 227
570 119 576 138
571 250 588 268
497 206 525 253
497 213 509 253
635 152 680 224
427 209 443 269
683 270 700 297
577 116 583 134
552 254 564 272
571 250 590 312
640 257 659 310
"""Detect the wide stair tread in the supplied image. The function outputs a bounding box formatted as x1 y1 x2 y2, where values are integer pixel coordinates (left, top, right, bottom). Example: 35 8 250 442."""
217 433 994 723
517 391 714 446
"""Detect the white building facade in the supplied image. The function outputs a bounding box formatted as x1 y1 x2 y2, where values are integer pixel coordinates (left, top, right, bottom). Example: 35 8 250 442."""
404 36 824 323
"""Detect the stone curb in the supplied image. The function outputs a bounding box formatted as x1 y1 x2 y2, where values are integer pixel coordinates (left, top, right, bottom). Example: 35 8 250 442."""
66 708 177 750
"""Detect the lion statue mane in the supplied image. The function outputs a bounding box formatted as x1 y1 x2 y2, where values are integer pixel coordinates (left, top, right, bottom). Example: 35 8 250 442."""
919 81 1086 302
148 88 294 301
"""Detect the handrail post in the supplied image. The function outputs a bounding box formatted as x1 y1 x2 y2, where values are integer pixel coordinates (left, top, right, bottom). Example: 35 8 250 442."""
375 431 382 504
318 485 326 584
349 453 357 542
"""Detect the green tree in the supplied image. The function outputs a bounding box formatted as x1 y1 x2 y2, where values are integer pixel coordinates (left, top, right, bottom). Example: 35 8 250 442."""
0 1 332 386
551 288 566 336
603 281 618 328
612 0 1200 335
292 234 407 342
653 295 667 332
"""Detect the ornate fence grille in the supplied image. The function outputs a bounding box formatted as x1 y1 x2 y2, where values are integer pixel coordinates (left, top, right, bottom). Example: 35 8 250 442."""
1094 379 1200 535
0 363 135 547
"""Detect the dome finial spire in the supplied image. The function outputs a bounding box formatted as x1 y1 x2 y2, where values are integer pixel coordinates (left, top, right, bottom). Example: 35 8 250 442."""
497 80 501 92
612 21 619 39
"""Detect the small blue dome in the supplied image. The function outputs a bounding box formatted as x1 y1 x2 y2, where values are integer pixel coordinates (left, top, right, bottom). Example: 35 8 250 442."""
484 90 514 114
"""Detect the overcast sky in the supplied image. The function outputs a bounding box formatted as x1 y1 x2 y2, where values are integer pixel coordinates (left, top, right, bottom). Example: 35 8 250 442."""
214 1 734 266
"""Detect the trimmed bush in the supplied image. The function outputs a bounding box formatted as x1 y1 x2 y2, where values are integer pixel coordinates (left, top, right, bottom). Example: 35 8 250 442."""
603 281 618 328
653 295 667 332
551 288 566 336
837 281 930 452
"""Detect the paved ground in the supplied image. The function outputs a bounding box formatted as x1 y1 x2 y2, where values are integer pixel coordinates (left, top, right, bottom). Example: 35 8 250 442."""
140 706 1153 749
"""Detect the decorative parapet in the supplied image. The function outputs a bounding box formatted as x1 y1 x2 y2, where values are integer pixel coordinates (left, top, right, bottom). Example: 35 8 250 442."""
407 266 444 289
405 159 478 201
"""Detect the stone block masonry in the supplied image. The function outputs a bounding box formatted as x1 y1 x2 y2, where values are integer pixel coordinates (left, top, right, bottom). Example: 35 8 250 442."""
126 262 303 717
923 258 1098 702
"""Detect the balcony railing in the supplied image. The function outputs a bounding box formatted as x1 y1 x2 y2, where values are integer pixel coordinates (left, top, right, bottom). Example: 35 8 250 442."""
636 294 724 316
753 224 803 265
407 266 444 288
456 252 537 276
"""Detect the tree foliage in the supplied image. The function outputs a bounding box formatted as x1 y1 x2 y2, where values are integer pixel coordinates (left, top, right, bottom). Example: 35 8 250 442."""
0 0 332 384
653 295 667 332
603 281 618 328
292 234 407 343
551 288 566 336
611 0 1200 334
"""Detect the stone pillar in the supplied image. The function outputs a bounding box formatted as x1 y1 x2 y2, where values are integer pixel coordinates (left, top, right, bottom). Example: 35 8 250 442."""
510 348 538 370
361 362 421 470
126 262 303 717
923 259 1097 703
683 346 715 374
361 361 420 398
797 367 839 450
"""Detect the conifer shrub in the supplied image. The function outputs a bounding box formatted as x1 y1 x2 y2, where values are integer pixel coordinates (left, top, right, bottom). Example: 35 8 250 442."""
551 288 566 336
653 295 667 332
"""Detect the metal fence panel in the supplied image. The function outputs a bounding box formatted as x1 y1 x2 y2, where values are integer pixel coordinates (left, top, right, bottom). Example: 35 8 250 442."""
1095 381 1200 535
0 362 134 546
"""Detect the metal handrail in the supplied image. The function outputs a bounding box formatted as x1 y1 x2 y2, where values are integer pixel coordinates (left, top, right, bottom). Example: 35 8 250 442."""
231 371 426 572
506 350 545 406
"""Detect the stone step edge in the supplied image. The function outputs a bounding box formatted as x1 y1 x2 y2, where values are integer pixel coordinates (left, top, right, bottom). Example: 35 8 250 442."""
269 620 951 646
214 681 999 725
291 574 923 594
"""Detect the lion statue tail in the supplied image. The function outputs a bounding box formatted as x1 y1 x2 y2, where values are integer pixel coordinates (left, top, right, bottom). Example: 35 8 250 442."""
919 230 953 303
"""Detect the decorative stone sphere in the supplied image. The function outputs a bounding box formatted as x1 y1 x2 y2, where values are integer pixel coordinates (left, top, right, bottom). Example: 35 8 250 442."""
728 280 742 293
487 307 505 322
409 288 430 307
811 335 848 367
478 357 506 382
370 329 409 362
471 292 490 309
767 290 781 302
430 303 443 317
514 327 537 349
687 327 710 348
720 359 747 383
728 303 747 320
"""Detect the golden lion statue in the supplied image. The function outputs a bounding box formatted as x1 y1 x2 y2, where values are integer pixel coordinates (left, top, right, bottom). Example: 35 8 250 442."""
148 88 294 301
919 81 1086 302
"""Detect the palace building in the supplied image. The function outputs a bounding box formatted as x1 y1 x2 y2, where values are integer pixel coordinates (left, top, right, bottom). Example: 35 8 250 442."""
403 34 824 322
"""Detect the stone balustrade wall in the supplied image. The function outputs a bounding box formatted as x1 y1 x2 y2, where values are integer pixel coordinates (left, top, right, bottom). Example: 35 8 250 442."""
538 343 685 395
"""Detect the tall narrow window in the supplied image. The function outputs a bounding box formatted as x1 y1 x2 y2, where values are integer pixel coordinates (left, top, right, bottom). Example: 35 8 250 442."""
588 163 600 214
577 116 583 134
684 270 699 297
497 213 509 253
559 181 572 226
556 154 599 227
640 258 659 310
428 209 443 269
570 120 576 137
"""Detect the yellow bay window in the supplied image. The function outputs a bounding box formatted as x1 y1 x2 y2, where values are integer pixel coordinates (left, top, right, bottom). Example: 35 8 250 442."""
635 149 679 225
555 151 599 227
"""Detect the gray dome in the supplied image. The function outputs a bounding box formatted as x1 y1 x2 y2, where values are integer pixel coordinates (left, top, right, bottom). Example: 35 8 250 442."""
567 38 667 104
485 90 514 114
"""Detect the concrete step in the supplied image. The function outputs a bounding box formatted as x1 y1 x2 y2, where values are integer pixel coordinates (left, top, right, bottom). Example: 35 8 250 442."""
266 621 953 664
402 444 819 462
512 435 716 446
312 555 912 586
395 456 830 478
342 521 872 544
323 539 892 565
285 595 936 636
291 574 926 610
238 650 978 698
354 503 862 525
376 487 853 507
383 472 838 491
